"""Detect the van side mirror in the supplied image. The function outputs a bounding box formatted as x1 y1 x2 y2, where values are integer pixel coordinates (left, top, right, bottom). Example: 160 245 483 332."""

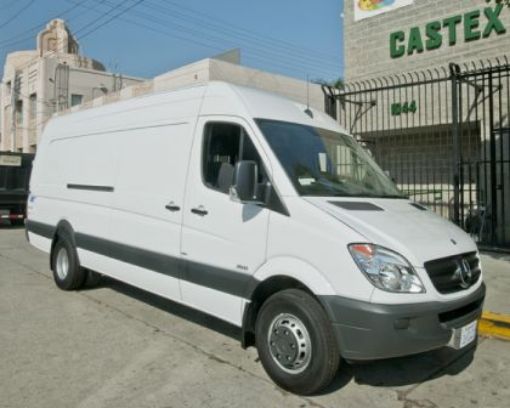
230 160 259 203
384 170 397 184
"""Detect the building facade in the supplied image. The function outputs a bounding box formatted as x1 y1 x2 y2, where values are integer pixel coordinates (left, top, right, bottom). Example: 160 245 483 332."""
336 1 510 248
0 19 143 153
344 0 510 81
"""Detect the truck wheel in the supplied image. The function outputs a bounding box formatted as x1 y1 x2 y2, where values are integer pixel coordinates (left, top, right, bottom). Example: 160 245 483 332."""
51 237 87 290
255 289 340 395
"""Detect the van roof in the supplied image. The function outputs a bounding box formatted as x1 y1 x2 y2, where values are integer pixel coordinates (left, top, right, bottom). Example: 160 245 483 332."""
204 81 344 132
43 81 348 140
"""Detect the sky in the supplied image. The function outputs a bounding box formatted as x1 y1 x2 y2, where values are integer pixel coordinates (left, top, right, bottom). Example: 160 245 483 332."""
0 0 344 82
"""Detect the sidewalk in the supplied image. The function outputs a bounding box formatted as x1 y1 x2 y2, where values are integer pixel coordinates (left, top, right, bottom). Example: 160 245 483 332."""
481 253 510 315
479 253 510 340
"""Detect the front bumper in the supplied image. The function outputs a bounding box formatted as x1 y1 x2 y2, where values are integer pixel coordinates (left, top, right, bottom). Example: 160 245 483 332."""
319 283 486 361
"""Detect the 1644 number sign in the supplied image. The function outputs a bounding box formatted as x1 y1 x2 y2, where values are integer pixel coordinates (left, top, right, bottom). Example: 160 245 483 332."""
391 101 417 116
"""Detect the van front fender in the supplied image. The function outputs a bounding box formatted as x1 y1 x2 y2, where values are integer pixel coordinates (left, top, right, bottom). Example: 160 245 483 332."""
251 257 336 297
240 257 337 349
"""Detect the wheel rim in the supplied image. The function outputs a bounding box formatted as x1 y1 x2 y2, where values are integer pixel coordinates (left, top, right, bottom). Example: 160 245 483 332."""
267 313 312 374
55 247 69 280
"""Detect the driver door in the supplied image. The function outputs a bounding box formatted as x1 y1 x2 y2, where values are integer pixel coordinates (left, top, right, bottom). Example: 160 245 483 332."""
180 117 270 325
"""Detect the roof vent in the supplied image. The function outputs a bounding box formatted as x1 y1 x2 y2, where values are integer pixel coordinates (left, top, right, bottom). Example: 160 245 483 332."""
329 201 384 211
410 203 428 211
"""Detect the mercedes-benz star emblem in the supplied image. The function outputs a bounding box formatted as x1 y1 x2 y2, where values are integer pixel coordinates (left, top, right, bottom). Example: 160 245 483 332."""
456 258 473 289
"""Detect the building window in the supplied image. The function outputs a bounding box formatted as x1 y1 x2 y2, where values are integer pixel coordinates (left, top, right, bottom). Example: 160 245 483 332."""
15 100 23 125
29 94 37 119
71 94 83 107
6 81 11 94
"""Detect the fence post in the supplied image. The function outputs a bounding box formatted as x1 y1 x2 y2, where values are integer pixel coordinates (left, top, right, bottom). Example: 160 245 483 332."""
449 63 462 226
488 70 498 245
321 85 337 120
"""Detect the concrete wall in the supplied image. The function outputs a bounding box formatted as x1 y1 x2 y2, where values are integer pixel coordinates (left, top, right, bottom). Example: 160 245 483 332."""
208 59 325 110
0 55 143 153
68 67 141 108
344 0 510 81
68 58 326 117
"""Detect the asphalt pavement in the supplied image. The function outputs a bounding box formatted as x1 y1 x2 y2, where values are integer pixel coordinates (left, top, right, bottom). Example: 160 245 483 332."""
1 227 509 408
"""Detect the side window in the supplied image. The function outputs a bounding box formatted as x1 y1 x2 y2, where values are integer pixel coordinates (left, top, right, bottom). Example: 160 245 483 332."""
202 122 266 194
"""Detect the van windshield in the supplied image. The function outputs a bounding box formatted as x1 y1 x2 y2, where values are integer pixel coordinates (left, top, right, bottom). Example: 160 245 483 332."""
256 119 405 198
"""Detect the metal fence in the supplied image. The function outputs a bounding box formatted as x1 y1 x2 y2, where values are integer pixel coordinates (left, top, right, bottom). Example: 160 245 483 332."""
323 57 510 250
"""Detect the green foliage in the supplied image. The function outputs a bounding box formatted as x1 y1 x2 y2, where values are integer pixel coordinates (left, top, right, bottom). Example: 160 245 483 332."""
486 0 510 7
312 78 345 90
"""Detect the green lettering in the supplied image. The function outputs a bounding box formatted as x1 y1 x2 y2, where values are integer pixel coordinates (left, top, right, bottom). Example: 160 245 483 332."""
443 15 462 45
407 27 424 55
390 31 406 58
426 21 442 50
483 4 506 38
464 10 481 42
390 6 507 59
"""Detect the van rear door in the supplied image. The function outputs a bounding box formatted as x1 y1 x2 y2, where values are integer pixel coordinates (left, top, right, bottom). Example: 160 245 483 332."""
181 117 270 325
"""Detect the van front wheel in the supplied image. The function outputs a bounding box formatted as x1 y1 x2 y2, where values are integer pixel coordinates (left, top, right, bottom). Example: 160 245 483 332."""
255 289 340 395
51 237 86 290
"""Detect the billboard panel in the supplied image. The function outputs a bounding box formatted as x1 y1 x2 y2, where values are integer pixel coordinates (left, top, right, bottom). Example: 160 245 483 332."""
354 0 414 21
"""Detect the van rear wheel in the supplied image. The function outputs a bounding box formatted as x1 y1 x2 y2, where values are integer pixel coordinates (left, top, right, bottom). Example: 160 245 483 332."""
255 289 340 395
51 237 86 290
11 219 24 227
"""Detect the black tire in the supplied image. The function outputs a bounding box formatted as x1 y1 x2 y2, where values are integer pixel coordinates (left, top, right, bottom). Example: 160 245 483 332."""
84 269 103 287
11 219 25 227
51 236 87 290
255 289 340 395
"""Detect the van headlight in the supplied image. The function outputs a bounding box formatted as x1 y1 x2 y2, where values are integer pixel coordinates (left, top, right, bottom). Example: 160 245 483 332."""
348 244 425 293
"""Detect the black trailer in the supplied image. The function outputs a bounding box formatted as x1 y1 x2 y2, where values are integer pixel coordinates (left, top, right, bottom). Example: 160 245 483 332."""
0 152 34 226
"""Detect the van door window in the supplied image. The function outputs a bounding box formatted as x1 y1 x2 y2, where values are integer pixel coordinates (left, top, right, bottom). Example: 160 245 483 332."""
202 122 266 194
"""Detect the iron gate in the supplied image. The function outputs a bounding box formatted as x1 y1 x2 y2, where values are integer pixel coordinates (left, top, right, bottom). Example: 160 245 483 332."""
323 57 510 250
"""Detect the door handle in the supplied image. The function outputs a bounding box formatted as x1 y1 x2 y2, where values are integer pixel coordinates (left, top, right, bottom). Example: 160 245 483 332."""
165 202 181 212
191 206 208 216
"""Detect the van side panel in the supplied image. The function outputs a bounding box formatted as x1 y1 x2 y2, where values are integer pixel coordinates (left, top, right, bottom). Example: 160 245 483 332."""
102 123 195 301
28 132 118 252
29 87 206 305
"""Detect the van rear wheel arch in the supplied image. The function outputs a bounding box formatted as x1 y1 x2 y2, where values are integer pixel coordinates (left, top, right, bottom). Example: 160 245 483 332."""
50 220 77 271
50 227 86 291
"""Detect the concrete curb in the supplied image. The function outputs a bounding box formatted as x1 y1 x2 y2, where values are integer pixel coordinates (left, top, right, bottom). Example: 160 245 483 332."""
479 311 510 341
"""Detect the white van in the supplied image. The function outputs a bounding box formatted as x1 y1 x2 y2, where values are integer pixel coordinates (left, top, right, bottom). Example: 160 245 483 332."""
27 81 485 395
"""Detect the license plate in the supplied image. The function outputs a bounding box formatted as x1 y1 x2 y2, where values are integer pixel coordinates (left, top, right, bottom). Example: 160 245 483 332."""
449 320 478 349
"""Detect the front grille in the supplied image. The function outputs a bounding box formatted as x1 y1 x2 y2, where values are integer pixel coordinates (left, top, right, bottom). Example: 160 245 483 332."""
424 252 481 294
